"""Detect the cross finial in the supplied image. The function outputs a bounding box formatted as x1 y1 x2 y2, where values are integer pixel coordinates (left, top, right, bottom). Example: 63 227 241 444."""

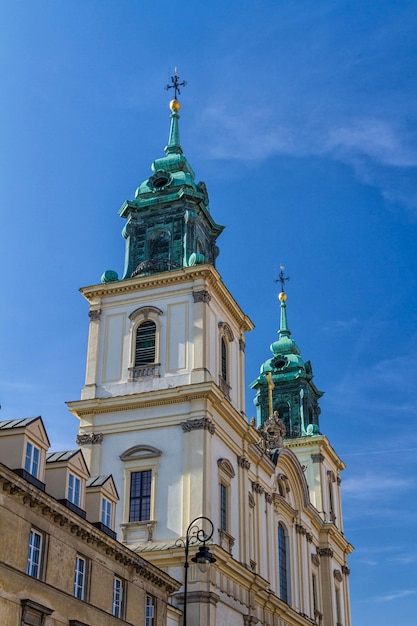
274 265 290 293
165 68 187 99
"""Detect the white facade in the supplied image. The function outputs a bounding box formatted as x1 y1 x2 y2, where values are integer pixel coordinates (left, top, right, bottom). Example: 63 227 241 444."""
68 263 353 626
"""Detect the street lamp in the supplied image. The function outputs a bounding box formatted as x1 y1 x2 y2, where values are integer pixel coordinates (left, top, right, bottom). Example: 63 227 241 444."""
176 516 216 626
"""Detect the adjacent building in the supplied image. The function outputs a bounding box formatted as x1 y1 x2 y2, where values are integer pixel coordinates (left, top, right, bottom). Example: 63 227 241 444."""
0 416 181 625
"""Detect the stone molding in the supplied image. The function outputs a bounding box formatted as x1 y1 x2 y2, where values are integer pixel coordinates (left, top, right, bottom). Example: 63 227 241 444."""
218 321 234 341
129 305 163 321
295 523 313 542
76 433 103 445
317 547 334 558
252 481 265 495
217 458 236 479
311 453 325 463
88 309 101 321
181 417 215 435
176 590 220 606
1 467 178 593
218 528 235 554
193 289 211 303
237 455 251 470
120 445 162 461
243 617 259 626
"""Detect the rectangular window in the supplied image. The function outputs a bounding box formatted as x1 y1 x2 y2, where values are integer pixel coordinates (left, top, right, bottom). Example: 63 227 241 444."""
68 473 81 506
26 528 43 579
112 576 125 618
74 555 88 600
220 483 228 531
101 497 112 527
129 470 152 522
145 594 155 626
24 442 40 478
312 573 318 613
335 587 342 625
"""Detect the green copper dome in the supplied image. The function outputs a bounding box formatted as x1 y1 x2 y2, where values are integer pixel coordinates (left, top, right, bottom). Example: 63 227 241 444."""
250 290 323 438
102 96 224 283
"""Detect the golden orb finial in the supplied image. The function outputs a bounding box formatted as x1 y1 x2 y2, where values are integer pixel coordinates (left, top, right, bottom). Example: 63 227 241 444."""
278 292 287 302
169 98 181 112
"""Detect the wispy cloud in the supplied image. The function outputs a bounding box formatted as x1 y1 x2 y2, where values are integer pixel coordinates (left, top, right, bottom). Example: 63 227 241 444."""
343 473 412 500
373 589 417 603
322 317 359 333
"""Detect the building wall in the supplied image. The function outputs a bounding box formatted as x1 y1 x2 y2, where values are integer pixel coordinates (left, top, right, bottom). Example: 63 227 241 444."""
0 462 180 626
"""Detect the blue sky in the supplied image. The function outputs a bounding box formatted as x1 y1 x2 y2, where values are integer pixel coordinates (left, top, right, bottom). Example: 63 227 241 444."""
1 2 416 623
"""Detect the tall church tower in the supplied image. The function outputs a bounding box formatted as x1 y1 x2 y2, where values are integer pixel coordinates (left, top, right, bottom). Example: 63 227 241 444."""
68 86 352 626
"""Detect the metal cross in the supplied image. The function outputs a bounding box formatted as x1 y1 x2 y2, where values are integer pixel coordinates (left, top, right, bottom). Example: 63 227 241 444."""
165 68 187 99
274 265 290 292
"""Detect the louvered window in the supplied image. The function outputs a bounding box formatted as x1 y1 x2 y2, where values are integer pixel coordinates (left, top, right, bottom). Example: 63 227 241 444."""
135 321 156 366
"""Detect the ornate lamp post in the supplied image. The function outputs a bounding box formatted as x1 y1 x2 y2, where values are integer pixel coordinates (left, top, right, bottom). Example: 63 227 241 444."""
176 516 216 626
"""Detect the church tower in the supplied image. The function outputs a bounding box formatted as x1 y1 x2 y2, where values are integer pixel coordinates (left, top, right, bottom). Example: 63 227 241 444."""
68 83 352 626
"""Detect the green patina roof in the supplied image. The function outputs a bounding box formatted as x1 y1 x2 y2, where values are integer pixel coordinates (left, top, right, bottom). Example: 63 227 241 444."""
250 291 324 438
102 98 224 283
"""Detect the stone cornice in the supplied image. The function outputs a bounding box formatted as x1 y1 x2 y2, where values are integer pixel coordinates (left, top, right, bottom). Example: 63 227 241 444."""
284 435 346 471
319 521 354 554
0 463 180 594
80 265 254 333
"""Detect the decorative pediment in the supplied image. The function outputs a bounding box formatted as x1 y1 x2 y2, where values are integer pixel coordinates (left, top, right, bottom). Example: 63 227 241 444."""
218 321 234 341
119 445 162 461
129 306 163 321
217 458 235 478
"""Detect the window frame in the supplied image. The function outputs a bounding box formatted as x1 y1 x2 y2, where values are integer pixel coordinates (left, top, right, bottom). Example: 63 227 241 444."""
24 441 40 478
278 522 291 604
73 554 89 601
128 307 163 380
218 322 234 399
219 482 228 531
68 472 81 507
26 528 45 579
129 469 152 523
101 496 113 528
145 594 156 626
134 320 157 367
112 576 126 619
120 445 162 536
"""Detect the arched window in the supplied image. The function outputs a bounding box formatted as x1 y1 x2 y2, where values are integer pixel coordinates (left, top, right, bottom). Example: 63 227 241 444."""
135 321 156 366
278 523 290 603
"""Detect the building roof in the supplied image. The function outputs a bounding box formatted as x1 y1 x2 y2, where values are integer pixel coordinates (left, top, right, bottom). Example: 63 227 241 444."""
46 450 79 463
86 475 112 487
0 417 42 430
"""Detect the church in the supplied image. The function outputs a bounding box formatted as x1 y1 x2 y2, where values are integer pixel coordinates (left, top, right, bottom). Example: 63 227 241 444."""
68 78 353 626
0 78 353 626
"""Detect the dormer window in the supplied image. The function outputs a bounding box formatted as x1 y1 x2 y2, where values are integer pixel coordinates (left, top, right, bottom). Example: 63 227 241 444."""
25 442 40 478
68 473 81 506
101 497 112 527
